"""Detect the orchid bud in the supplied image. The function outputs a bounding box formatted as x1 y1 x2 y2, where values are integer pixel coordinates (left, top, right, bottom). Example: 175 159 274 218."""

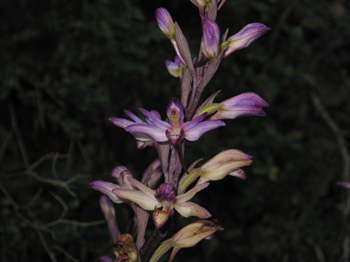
200 149 253 181
209 92 269 120
113 234 138 262
111 166 134 189
165 56 183 78
150 220 222 262
223 23 270 57
201 16 220 59
100 195 120 242
155 8 175 39
179 150 252 193
172 220 221 248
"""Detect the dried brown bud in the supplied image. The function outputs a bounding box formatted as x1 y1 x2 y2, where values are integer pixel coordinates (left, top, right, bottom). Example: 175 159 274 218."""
113 234 138 262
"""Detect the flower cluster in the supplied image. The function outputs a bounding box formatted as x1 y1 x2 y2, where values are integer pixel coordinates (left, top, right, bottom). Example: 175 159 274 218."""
91 1 269 261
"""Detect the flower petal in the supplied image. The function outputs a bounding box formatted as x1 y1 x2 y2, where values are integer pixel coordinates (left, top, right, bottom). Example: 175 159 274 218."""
182 113 206 130
126 124 168 142
176 182 209 203
90 180 123 204
124 110 144 123
229 168 247 179
166 98 185 126
174 201 212 218
113 188 159 210
129 178 157 199
184 120 225 141
109 117 134 128
139 108 170 130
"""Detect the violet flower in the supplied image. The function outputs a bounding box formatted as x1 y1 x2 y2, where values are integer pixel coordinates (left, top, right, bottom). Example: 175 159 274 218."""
223 23 270 57
203 92 269 120
125 98 225 145
201 16 220 59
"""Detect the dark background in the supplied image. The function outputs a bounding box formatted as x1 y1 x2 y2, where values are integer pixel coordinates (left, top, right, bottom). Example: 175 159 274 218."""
1 0 349 261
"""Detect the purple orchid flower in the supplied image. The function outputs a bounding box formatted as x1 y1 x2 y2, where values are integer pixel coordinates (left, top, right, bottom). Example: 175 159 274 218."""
113 178 212 228
207 92 269 120
223 23 270 57
125 98 225 145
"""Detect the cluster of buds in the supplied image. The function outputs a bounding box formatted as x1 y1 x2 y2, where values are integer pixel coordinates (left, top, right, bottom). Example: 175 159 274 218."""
91 1 269 261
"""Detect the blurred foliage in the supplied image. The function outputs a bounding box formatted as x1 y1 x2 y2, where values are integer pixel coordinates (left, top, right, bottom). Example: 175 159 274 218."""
1 0 350 261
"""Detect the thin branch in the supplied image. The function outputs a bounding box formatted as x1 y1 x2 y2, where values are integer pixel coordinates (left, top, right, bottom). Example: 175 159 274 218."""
17 188 43 209
306 75 350 261
306 238 326 262
52 246 79 262
9 101 30 168
0 130 13 165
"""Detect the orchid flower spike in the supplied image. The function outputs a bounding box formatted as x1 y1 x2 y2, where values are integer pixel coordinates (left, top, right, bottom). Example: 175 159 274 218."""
150 220 222 262
125 98 225 146
201 92 269 120
223 23 270 57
